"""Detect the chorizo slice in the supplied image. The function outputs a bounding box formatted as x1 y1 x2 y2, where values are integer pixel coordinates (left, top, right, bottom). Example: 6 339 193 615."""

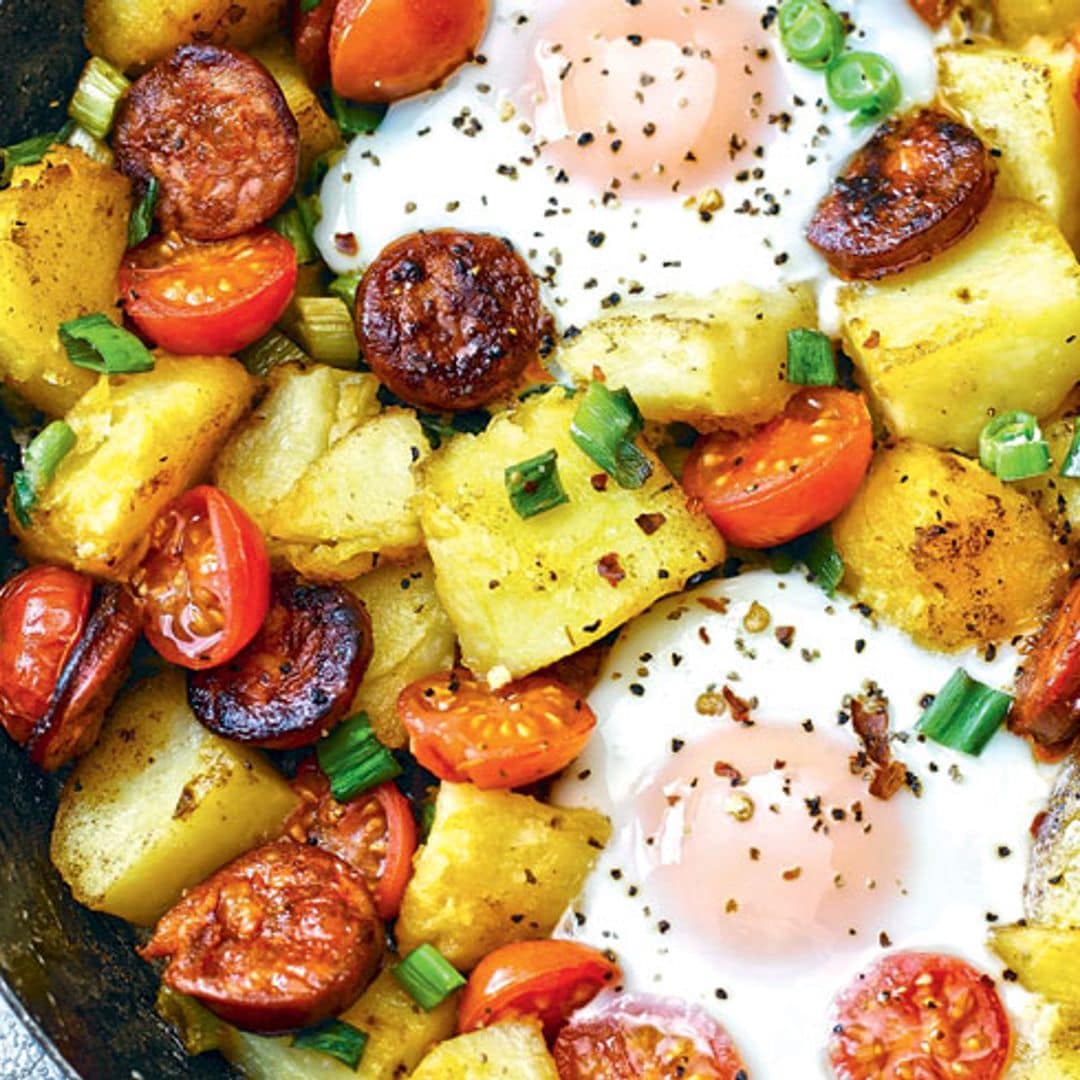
28 584 142 772
113 44 299 241
806 109 995 280
188 573 372 749
356 230 548 412
140 840 384 1032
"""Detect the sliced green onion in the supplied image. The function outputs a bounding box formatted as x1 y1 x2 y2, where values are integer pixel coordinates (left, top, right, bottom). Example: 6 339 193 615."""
240 330 309 377
58 313 155 375
979 410 1050 482
64 124 114 167
917 669 1012 756
804 528 844 596
505 448 569 519
331 93 389 138
393 945 466 1011
317 713 402 803
329 271 363 309
281 296 359 367
127 177 159 249
271 204 319 264
12 421 76 528
778 0 846 70
292 1018 368 1069
786 328 837 386
1 131 58 187
418 794 438 841
570 381 653 489
1060 426 1080 479
68 57 130 140
299 0 323 11
826 51 902 126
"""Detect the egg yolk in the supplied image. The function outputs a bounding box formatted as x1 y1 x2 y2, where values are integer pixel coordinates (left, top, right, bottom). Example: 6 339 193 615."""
527 0 787 198
628 721 911 963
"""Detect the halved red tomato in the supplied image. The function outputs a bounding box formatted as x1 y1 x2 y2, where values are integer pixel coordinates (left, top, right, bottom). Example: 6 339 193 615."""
682 387 873 549
458 941 621 1038
828 951 1011 1080
554 992 748 1079
135 485 270 670
397 668 597 788
286 759 417 920
119 228 297 356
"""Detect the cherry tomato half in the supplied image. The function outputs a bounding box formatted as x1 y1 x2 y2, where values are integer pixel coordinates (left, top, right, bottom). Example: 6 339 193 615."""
828 951 1011 1080
682 387 873 549
120 228 297 356
553 992 748 1080
330 0 490 103
397 668 597 789
458 941 621 1038
285 759 417 920
136 485 270 670
0 566 92 745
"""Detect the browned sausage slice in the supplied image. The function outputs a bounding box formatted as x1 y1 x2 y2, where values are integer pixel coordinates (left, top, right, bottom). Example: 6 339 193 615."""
140 840 383 1032
356 230 548 412
28 584 142 772
806 109 995 281
187 573 372 749
113 44 299 241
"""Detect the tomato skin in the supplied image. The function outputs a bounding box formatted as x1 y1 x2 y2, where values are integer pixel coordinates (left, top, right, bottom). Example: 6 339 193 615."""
458 941 621 1038
682 387 874 549
330 0 490 103
828 951 1011 1080
291 0 336 87
397 668 597 789
0 566 92 745
120 229 297 356
137 485 270 670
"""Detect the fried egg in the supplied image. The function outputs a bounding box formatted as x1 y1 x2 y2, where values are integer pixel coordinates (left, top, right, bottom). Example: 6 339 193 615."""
316 0 937 330
552 569 1050 1076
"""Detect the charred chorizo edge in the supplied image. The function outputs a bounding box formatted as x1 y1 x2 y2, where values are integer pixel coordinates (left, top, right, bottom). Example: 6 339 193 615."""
806 109 995 281
114 44 299 242
188 573 373 750
356 230 549 412
140 840 384 1033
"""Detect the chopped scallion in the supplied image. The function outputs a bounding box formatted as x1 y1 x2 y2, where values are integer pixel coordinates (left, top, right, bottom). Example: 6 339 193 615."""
12 421 76 528
329 271 363 309
505 448 569 518
786 328 837 386
68 56 130 140
1060 426 1080 479
281 296 359 367
58 313 155 375
778 0 846 70
330 93 389 138
240 330 309 377
979 411 1050 482
393 945 466 1011
804 528 844 596
127 177 159 248
916 669 1012 756
826 51 901 127
570 381 653 489
271 204 319 264
317 713 402 803
1 131 58 187
292 1019 367 1069
64 124 114 168
299 0 323 10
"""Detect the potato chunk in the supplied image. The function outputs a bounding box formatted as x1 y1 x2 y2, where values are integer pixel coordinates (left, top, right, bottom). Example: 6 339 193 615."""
396 783 610 970
51 672 298 926
13 353 255 578
990 924 1080 1005
420 391 724 681
411 1022 558 1080
1010 1003 1080 1078
558 285 814 429
832 442 1066 651
991 0 1080 44
839 200 1080 454
0 147 130 415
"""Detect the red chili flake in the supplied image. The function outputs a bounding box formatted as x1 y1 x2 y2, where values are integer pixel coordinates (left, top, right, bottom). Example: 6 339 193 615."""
722 685 755 726
591 365 607 383
635 512 666 535
862 329 881 349
597 553 625 586
851 698 891 766
713 761 744 785
869 760 907 800
334 232 359 256
591 473 609 492
1030 810 1048 839
697 596 729 614
775 625 795 648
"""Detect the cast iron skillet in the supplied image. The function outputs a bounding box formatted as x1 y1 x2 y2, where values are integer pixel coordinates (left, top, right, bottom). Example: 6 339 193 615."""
0 2 233 1075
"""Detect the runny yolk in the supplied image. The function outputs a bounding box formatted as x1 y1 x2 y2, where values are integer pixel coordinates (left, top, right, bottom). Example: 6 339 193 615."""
527 0 787 199
629 721 911 963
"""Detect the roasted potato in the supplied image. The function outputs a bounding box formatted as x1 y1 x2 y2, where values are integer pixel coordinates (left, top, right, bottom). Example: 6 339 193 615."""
395 783 610 970
410 1022 558 1080
51 672 298 926
1009 1003 1080 1079
990 924 1080 1005
832 441 1067 651
991 0 1080 44
1026 751 1080 925
0 147 130 416
420 391 725 681
838 200 1080 454
557 284 815 429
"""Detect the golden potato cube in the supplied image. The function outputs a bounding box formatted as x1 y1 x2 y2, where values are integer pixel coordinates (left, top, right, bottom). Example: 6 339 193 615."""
832 442 1067 651
1010 1003 1080 1079
13 353 255 578
396 783 610 970
85 0 287 73
0 147 130 416
420 391 724 681
277 540 381 583
939 42 1080 251
343 556 457 747
410 1022 558 1080
51 672 298 926
992 0 1080 44
839 200 1080 454
991 924 1080 1005
558 284 815 429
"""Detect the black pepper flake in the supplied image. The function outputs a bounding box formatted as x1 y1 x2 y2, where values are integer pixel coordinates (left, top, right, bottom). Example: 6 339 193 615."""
587 230 606 248
577 132 595 147
629 683 645 696
671 738 685 753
